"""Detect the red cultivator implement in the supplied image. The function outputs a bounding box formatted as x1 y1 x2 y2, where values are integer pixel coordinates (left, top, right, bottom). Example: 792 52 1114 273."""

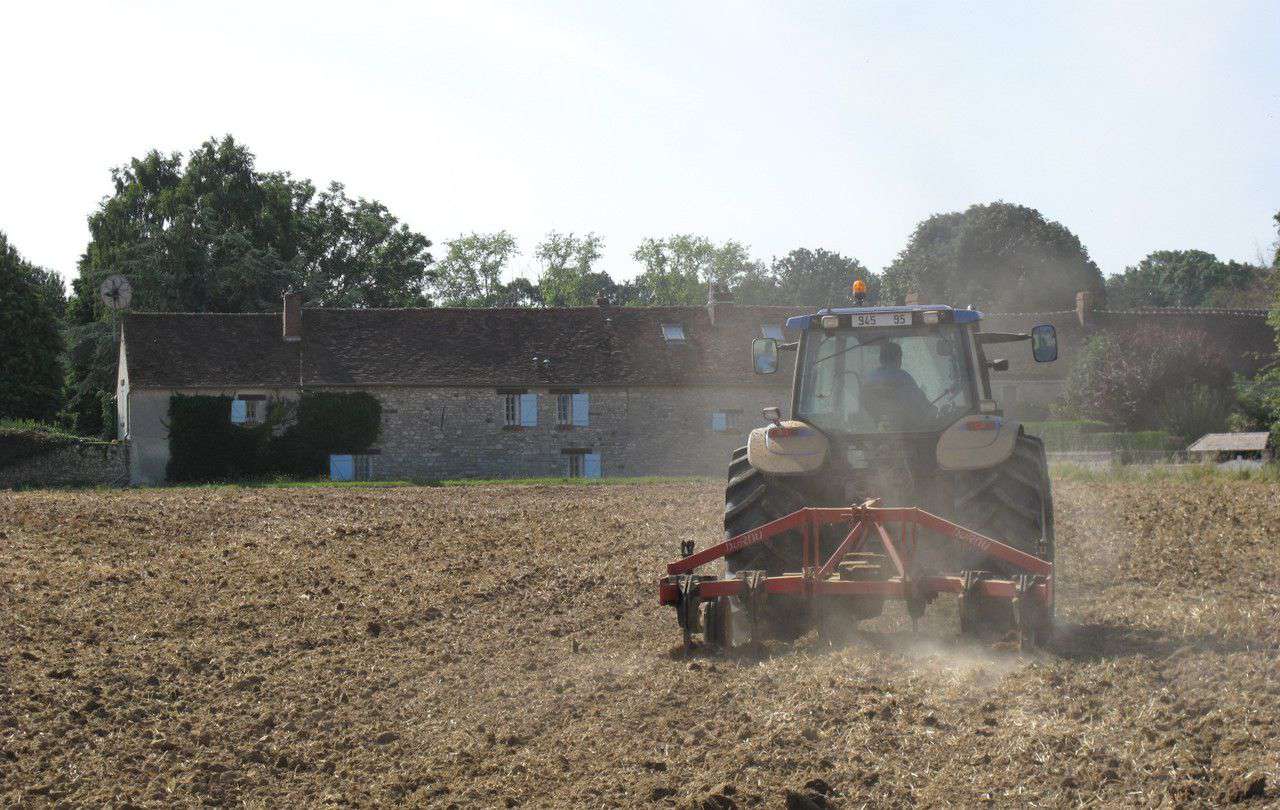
658 500 1054 653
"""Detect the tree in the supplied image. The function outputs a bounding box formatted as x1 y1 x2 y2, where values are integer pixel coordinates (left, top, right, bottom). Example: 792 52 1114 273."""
0 231 64 423
297 183 434 308
630 235 754 305
535 231 613 307
1273 210 1280 268
65 135 434 435
1056 328 1233 434
734 247 877 306
1105 249 1269 309
882 202 1104 311
431 232 520 307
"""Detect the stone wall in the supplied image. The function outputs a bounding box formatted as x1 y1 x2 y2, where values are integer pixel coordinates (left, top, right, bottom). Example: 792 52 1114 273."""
122 383 793 484
0 441 130 489
370 384 791 480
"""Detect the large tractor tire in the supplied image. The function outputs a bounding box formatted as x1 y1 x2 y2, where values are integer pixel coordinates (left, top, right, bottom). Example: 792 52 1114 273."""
951 432 1055 639
722 446 815 639
953 432 1054 563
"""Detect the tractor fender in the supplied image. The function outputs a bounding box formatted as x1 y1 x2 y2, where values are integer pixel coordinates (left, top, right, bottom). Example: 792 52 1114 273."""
747 421 829 475
936 415 1022 471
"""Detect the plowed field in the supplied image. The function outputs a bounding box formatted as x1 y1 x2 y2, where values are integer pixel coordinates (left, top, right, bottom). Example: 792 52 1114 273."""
2 478 1278 807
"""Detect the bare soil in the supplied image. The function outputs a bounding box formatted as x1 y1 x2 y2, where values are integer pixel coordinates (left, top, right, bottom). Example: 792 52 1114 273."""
2 478 1278 807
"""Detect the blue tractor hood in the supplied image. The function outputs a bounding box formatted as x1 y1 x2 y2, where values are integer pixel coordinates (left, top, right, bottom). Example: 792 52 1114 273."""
786 304 983 331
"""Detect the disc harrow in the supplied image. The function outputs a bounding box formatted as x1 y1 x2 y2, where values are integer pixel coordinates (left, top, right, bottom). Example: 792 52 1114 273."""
658 500 1053 653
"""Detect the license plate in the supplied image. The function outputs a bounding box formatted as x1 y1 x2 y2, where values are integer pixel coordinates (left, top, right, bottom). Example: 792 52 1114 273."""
852 312 909 327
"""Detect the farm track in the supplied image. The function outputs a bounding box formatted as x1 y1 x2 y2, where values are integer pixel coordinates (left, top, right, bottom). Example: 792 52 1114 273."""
2 479 1279 807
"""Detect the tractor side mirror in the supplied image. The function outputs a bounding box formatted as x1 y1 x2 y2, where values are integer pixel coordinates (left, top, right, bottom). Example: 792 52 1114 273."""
752 338 779 374
1031 324 1058 363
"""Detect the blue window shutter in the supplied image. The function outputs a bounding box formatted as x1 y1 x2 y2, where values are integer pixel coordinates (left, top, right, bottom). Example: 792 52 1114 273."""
520 393 538 427
711 412 726 432
230 399 247 424
572 393 589 426
584 453 602 478
329 454 354 481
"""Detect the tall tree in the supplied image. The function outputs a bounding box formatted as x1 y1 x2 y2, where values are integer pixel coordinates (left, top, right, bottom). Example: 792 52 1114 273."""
297 182 434 308
630 235 753 306
0 231 64 423
535 231 613 307
734 247 877 306
431 231 520 307
882 201 1104 311
1105 249 1269 308
65 135 434 435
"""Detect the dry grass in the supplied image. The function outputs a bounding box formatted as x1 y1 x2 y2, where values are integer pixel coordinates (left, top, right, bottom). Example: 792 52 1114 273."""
1 478 1278 807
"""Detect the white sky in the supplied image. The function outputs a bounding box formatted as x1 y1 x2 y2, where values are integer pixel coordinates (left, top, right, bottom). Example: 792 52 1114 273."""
3 1 1278 289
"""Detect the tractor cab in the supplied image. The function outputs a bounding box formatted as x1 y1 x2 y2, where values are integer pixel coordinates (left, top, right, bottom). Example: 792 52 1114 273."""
748 301 1057 509
752 304 1058 433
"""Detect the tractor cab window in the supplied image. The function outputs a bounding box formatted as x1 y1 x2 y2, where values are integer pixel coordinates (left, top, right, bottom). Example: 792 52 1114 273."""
796 325 974 434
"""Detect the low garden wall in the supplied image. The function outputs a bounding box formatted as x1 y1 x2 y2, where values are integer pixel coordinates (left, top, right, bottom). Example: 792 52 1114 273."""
0 440 129 488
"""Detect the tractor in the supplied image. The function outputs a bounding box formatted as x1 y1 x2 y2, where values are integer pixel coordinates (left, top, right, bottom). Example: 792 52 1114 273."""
658 285 1060 651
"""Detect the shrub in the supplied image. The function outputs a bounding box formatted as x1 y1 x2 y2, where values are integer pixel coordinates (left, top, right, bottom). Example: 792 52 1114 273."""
166 392 382 482
166 396 273 482
1056 329 1233 432
1156 384 1233 442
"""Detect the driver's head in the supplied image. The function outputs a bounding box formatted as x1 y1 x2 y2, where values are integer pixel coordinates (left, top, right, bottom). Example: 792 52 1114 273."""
879 341 903 369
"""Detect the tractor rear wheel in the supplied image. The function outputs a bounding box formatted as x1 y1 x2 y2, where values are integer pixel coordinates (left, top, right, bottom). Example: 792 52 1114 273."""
951 432 1055 640
953 432 1054 563
723 448 815 639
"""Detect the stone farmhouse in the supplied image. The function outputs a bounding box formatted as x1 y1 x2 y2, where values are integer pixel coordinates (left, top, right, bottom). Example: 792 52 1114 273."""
117 294 806 485
115 291 1274 485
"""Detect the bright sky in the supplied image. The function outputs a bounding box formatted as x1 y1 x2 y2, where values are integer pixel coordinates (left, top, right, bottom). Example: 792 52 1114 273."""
3 1 1278 290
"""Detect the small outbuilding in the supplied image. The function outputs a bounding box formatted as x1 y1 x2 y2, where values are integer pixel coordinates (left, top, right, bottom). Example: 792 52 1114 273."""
1186 432 1273 465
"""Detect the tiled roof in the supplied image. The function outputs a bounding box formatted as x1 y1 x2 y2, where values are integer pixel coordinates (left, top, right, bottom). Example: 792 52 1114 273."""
122 304 808 389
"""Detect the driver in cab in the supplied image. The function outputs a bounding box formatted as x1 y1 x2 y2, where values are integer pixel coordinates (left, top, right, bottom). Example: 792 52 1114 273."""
861 341 934 428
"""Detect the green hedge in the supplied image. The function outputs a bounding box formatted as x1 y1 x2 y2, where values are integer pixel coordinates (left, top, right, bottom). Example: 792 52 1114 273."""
166 392 382 483
1022 420 1179 453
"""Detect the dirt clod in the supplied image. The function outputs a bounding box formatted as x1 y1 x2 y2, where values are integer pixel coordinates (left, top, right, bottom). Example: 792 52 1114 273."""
784 788 829 809
1221 772 1267 803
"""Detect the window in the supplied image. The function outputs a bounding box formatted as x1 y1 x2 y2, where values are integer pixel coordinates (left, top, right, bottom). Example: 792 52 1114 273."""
796 324 975 434
500 391 538 427
555 391 590 427
563 449 602 478
761 324 785 341
661 323 686 343
710 410 740 432
231 395 265 426
329 454 375 481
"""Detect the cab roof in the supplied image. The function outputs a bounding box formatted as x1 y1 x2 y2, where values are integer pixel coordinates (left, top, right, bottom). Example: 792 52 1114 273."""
786 304 983 331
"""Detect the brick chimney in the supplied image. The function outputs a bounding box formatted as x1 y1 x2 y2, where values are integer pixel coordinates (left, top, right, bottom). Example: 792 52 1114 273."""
1075 290 1093 327
283 291 302 342
707 282 734 325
